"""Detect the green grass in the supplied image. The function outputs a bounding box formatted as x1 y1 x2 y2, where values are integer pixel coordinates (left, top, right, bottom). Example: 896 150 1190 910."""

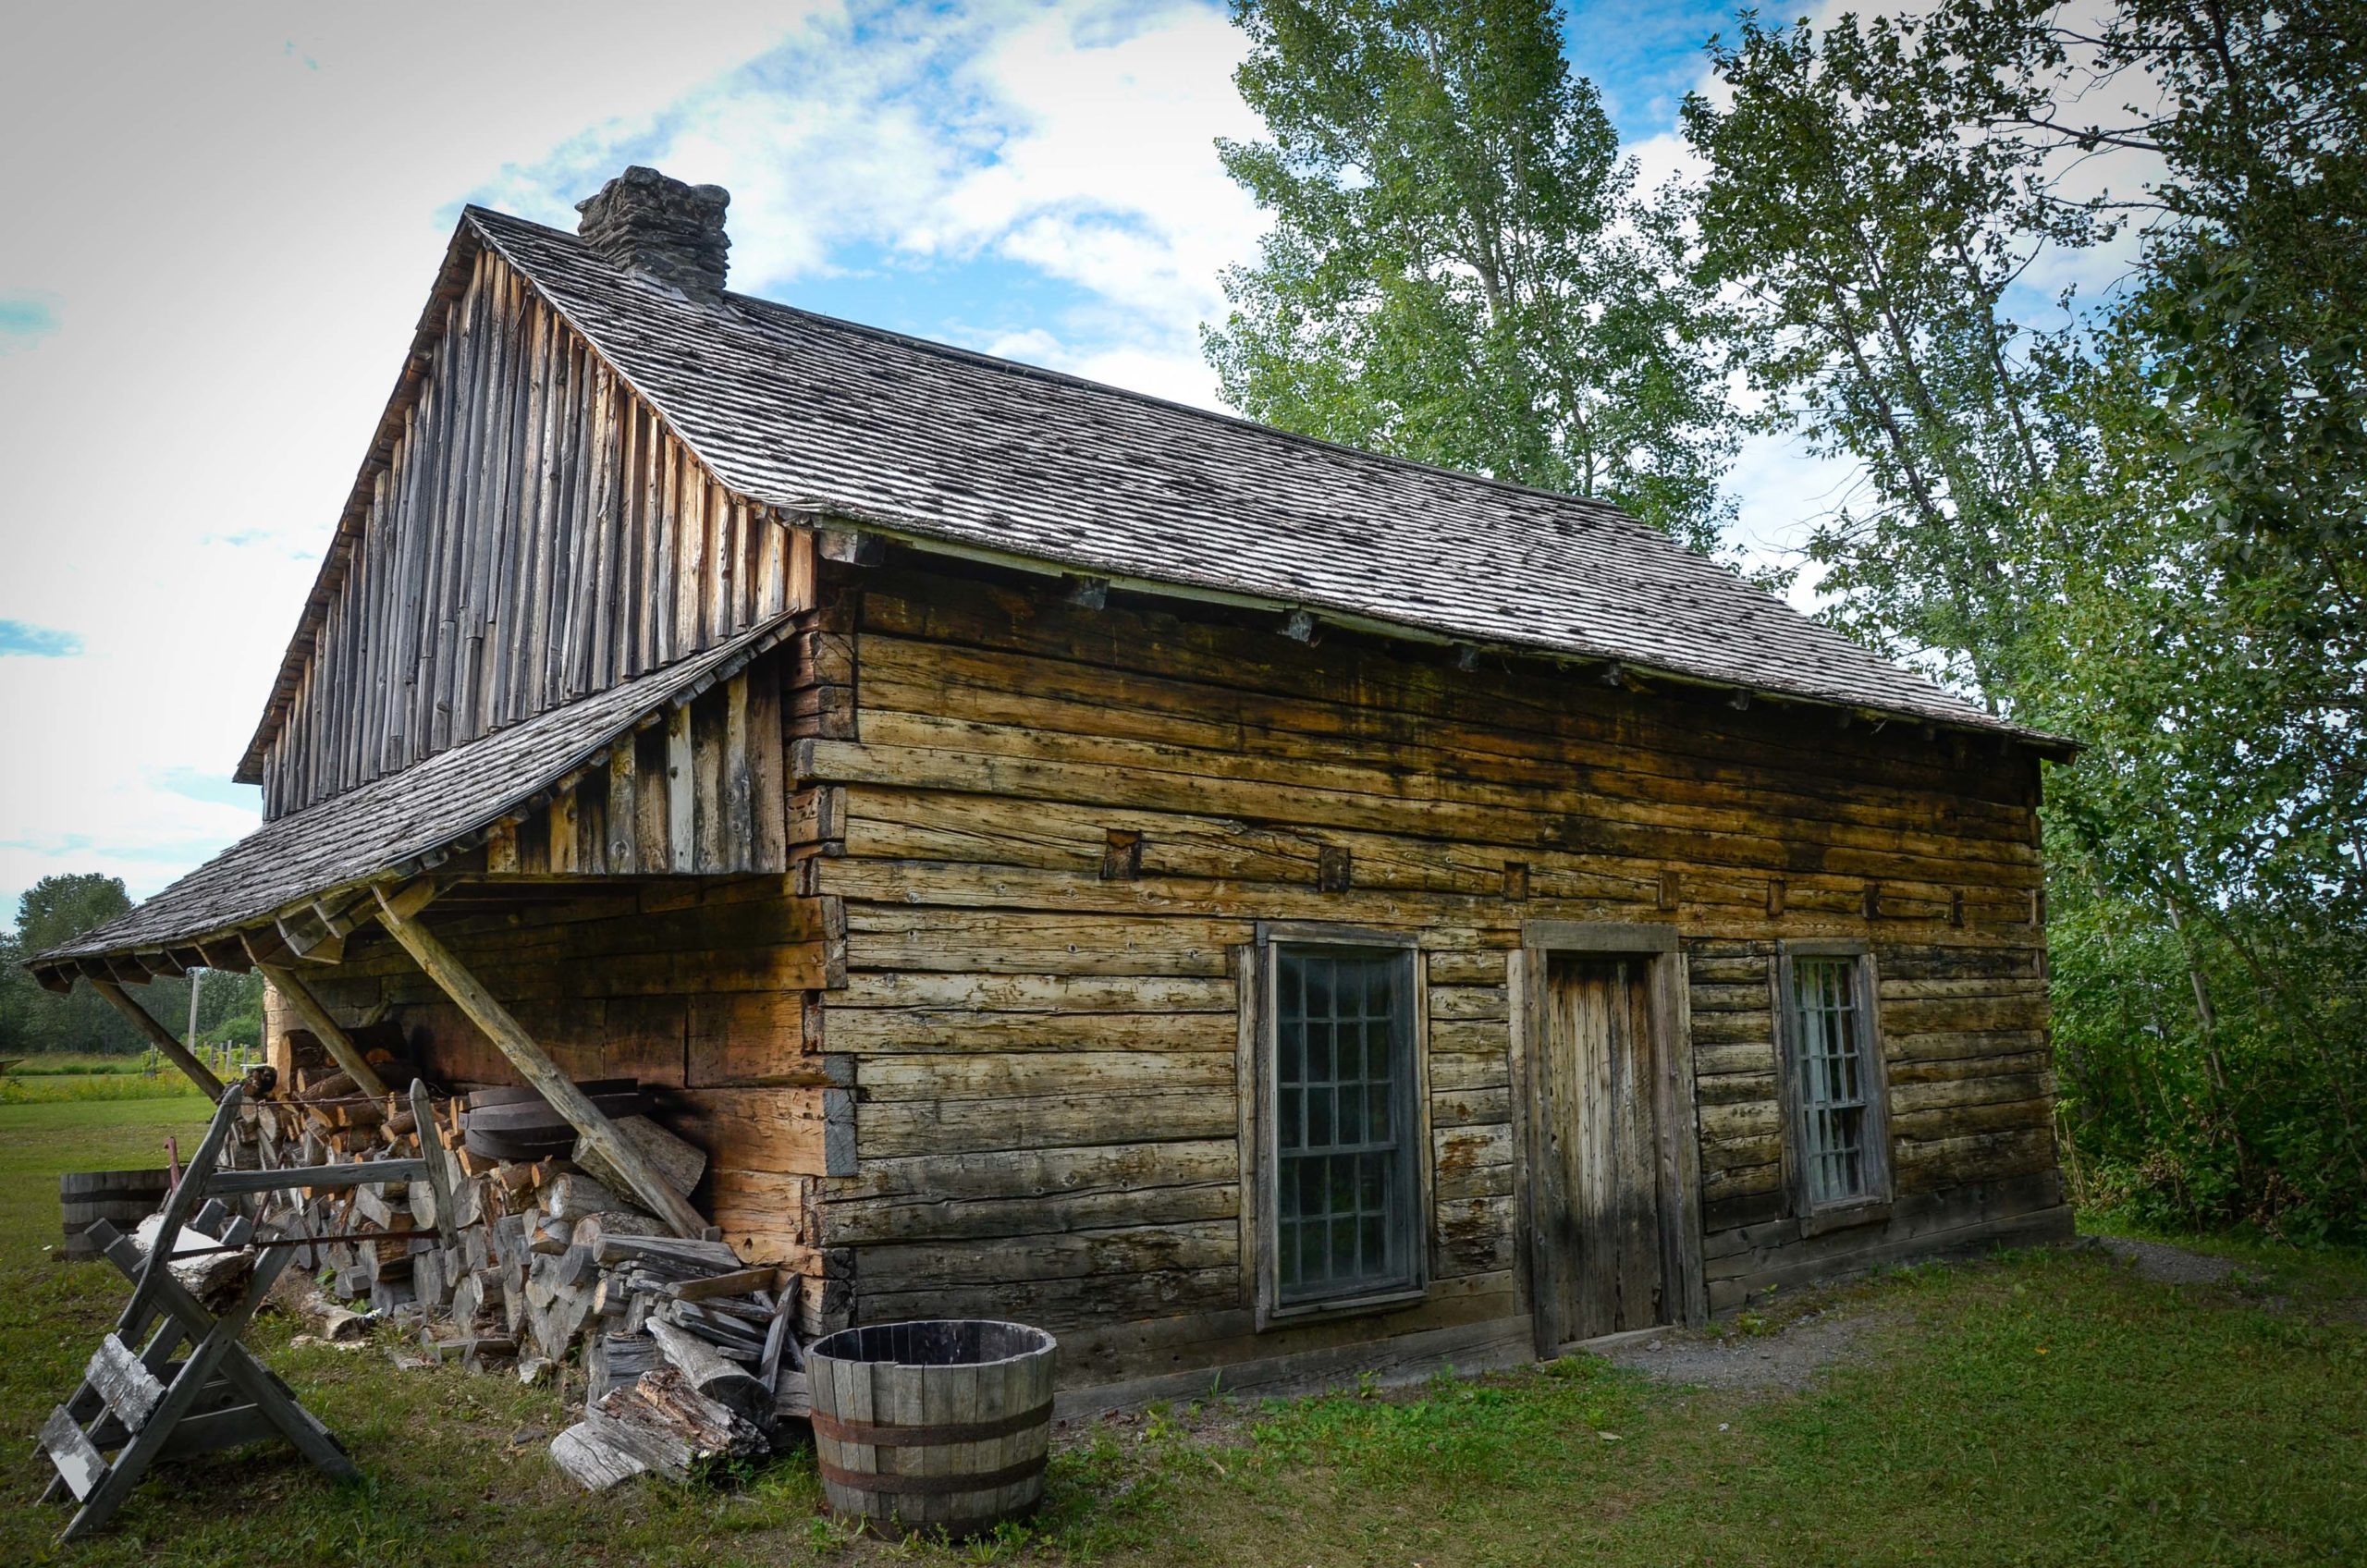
2 1100 2361 1566
1 1072 214 1107
5 1054 155 1076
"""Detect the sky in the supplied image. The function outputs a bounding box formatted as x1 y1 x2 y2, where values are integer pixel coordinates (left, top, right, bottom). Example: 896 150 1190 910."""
0 0 2100 926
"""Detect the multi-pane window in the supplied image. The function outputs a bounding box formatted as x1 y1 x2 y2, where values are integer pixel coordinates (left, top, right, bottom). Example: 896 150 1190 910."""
1784 952 1889 1210
1271 944 1419 1307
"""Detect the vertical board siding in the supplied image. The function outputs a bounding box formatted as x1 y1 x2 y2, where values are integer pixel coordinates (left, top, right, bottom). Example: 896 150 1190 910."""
259 248 791 820
799 562 2061 1368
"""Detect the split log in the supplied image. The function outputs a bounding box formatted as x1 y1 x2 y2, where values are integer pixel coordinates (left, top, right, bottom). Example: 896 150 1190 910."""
552 1420 649 1491
588 1368 766 1482
573 1116 706 1200
591 1233 742 1272
572 1211 667 1253
131 1214 251 1306
545 1173 641 1224
646 1318 769 1421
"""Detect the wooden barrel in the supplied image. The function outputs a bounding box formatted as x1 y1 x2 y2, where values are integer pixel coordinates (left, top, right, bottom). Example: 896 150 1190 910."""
56 1169 171 1262
807 1319 1058 1537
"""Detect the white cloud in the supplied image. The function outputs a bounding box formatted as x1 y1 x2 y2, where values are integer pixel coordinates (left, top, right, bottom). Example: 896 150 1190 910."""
0 0 1269 921
483 0 1266 399
0 3 828 915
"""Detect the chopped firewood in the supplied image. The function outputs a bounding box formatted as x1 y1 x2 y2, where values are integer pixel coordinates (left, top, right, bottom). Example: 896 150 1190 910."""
591 1233 742 1273
663 1267 775 1303
544 1173 642 1223
588 1331 660 1406
552 1418 650 1491
588 1367 766 1483
132 1214 251 1307
351 1182 408 1230
413 1248 451 1309
571 1211 666 1254
571 1116 706 1201
645 1318 770 1422
529 1211 573 1255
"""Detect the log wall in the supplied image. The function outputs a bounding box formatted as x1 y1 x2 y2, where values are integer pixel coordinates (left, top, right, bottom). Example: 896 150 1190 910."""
287 876 835 1266
796 557 2064 1388
256 244 796 819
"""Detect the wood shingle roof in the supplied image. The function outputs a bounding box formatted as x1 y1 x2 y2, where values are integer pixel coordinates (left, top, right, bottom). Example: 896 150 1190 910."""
31 619 789 974
464 206 2053 748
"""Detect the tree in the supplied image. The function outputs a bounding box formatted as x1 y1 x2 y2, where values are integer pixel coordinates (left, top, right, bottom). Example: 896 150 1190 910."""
1684 0 2367 1235
1683 7 2103 695
1 873 184 1056
1204 0 1738 551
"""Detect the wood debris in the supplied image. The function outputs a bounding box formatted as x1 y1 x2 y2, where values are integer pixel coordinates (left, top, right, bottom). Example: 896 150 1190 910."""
185 1068 805 1494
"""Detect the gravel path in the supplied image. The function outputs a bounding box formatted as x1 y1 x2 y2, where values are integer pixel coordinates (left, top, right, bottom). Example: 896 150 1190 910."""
2088 1235 2240 1285
1591 1308 1898 1394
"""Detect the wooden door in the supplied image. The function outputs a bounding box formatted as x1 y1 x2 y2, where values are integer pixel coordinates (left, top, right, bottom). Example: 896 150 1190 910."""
1532 952 1665 1346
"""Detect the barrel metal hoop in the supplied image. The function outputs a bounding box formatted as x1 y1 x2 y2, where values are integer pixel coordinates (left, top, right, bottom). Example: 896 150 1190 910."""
816 1453 1048 1496
812 1402 1053 1449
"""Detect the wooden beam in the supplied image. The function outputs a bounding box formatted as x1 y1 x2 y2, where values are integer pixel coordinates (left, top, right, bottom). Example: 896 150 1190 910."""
89 980 225 1101
376 877 442 925
275 907 345 965
192 938 252 975
255 963 392 1100
369 888 706 1237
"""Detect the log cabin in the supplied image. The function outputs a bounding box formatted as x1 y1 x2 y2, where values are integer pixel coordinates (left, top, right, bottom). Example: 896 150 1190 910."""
30 166 2075 1407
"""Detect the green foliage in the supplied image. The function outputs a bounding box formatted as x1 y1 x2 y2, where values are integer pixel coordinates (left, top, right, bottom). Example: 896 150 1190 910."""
0 874 263 1059
1683 7 2102 692
1686 0 2367 1239
1203 0 1738 551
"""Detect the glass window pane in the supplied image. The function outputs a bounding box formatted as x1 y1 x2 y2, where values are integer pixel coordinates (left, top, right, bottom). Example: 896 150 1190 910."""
1791 957 1878 1208
1270 946 1416 1305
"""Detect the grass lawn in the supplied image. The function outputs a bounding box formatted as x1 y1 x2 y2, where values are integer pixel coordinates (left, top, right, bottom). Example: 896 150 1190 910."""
2 1097 2361 1566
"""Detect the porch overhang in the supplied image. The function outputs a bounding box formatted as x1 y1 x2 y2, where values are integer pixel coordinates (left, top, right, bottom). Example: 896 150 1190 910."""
24 613 793 994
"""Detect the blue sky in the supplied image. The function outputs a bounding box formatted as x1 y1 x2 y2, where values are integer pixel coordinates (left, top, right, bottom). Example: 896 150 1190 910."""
0 0 1871 927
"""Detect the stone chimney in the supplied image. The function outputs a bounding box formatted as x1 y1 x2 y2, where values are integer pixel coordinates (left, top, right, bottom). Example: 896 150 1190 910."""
575 166 730 300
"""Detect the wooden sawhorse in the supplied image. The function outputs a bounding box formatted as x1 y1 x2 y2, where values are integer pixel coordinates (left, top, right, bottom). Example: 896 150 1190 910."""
36 1080 457 1541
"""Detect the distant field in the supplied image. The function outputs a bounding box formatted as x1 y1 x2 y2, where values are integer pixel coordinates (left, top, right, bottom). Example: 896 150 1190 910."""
3 1098 2361 1566
0 1065 212 1106
4 1054 153 1075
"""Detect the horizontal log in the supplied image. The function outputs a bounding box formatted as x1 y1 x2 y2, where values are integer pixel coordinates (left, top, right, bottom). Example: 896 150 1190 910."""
858 1089 1236 1159
855 1051 1233 1101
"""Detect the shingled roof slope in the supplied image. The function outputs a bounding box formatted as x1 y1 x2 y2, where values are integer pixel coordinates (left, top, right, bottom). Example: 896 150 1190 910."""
459 207 2047 745
34 618 789 970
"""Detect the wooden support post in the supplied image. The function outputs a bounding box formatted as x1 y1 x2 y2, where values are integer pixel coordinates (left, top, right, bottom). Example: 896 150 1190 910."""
370 888 706 1238
255 963 391 1100
90 980 225 1101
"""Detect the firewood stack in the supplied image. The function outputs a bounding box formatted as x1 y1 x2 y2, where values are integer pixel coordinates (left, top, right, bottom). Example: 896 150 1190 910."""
209 1070 808 1489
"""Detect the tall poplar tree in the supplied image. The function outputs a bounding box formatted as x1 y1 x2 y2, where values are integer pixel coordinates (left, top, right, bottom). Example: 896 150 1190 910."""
1203 0 1737 552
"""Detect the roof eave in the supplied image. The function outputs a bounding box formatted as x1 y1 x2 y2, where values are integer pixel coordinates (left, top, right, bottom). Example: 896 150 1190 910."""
39 614 795 992
789 505 2082 760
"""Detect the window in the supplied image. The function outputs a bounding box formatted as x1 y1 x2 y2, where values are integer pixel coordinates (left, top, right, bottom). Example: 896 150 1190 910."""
1778 946 1892 1219
1258 936 1424 1315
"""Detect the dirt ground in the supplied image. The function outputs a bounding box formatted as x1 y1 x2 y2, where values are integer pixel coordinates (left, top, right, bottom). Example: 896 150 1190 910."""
1588 1235 2254 1395
1591 1305 1902 1392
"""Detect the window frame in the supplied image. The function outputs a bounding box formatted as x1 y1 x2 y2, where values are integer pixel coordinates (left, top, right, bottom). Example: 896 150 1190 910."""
1243 922 1430 1328
1772 940 1895 1233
